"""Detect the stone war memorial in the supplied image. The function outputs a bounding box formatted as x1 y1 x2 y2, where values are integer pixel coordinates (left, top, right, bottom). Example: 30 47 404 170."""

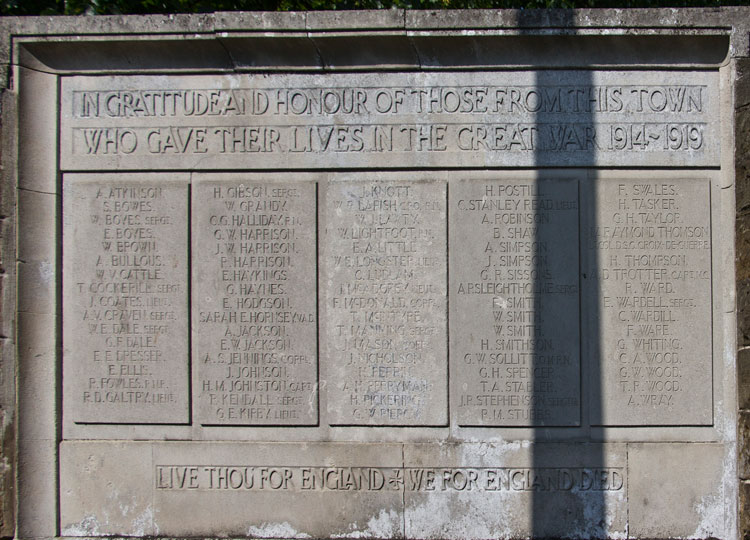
0 7 749 540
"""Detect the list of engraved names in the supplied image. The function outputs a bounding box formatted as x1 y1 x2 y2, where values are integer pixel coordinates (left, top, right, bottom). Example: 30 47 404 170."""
62 173 714 428
323 181 447 425
451 179 580 426
63 177 189 423
590 178 712 425
193 181 318 425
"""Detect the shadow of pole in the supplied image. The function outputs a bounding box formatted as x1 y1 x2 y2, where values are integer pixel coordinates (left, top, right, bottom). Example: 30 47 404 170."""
515 10 607 538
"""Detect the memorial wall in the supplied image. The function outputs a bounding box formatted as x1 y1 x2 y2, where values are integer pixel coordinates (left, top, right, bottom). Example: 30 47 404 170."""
2 9 747 540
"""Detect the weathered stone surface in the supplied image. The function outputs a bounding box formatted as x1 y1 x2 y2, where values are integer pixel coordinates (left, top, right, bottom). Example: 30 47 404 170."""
62 174 189 424
403 442 627 539
61 441 405 538
736 83 750 212
628 443 726 538
192 178 318 425
738 59 750 539
17 260 54 315
736 64 750 347
153 442 405 537
60 71 720 171
450 177 580 426
0 407 13 537
740 348 750 410
741 411 750 480
0 89 17 539
741 481 750 540
60 442 156 536
322 179 447 426
18 439 57 537
59 439 635 539
738 211 750 347
17 317 57 540
17 312 57 442
14 64 59 540
587 178 713 425
18 67 57 193
17 190 57 263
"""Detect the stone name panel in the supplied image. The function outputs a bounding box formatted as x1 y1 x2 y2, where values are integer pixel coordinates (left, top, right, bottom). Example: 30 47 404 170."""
192 179 318 425
63 174 190 424
587 178 713 425
61 173 716 429
451 179 580 426
60 71 720 170
322 180 447 426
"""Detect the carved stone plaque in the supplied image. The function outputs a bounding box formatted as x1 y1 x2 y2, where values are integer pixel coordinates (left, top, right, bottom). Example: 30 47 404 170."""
451 178 580 426
587 178 712 425
60 71 720 171
60 440 627 538
62 174 189 424
322 180 447 426
12 15 740 540
192 179 318 425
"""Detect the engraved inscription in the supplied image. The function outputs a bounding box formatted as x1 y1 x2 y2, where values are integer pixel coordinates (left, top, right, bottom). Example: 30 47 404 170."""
452 179 580 426
72 85 704 120
61 72 720 169
589 178 712 425
69 122 705 156
155 465 623 492
323 181 447 425
193 181 318 425
63 177 189 423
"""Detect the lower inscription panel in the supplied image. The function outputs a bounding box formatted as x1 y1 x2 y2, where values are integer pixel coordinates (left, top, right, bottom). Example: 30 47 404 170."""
60 441 627 538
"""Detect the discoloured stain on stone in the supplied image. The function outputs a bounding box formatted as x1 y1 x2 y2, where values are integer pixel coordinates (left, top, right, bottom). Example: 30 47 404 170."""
247 522 312 539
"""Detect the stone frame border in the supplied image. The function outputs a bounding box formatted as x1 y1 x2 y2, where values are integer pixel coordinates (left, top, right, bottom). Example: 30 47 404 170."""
0 8 748 538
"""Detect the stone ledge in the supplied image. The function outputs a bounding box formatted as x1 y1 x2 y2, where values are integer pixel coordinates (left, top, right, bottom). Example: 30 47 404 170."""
0 8 743 74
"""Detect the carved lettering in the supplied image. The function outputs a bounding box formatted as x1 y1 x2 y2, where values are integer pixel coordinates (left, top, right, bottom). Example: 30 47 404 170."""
62 176 189 423
588 178 712 425
323 181 447 425
451 179 580 426
154 465 624 492
61 72 720 170
193 180 318 425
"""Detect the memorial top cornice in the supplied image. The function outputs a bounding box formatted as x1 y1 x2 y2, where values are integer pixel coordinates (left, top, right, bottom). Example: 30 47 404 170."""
0 8 748 32
0 8 746 86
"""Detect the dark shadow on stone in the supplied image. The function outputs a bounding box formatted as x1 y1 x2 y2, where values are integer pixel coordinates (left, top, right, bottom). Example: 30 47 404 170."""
515 9 607 538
